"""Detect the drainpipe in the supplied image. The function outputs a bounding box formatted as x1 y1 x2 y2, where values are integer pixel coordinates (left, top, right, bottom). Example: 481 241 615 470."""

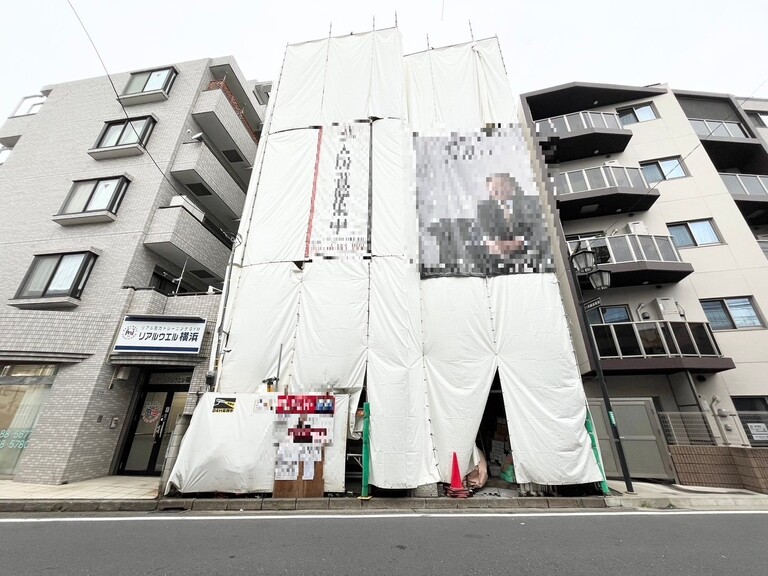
710 395 730 446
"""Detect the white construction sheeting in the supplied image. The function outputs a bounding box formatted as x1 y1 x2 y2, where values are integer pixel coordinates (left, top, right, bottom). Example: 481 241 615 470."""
167 393 348 494
194 30 603 493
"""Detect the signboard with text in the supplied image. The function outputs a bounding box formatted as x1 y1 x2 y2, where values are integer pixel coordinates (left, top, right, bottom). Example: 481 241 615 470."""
113 316 207 355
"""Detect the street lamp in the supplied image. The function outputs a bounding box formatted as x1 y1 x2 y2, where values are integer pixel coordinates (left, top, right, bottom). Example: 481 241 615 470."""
568 242 634 494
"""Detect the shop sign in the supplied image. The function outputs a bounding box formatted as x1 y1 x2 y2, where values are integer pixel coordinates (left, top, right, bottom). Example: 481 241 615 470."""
113 316 207 355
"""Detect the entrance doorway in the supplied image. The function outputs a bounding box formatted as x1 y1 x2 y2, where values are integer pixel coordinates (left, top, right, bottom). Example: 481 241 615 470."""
119 371 190 476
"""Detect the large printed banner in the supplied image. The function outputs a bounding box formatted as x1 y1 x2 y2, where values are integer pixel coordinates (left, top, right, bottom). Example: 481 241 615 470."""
414 125 555 278
306 122 371 258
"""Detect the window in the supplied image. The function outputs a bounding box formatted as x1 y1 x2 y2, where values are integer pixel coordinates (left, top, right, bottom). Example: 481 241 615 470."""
60 177 129 215
587 305 631 324
94 117 155 149
701 297 764 330
0 146 10 165
667 219 721 248
640 157 687 184
11 95 46 117
123 68 176 95
617 103 657 126
15 252 97 300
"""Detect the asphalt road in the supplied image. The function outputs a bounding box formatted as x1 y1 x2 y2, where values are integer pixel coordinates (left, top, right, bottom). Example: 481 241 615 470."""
1 510 766 576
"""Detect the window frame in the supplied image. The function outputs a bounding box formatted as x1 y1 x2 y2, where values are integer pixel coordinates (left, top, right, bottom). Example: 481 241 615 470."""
10 94 47 117
587 304 632 325
93 116 156 150
617 102 658 127
640 156 688 184
122 67 177 96
15 251 98 300
667 218 723 249
58 176 130 216
700 297 765 331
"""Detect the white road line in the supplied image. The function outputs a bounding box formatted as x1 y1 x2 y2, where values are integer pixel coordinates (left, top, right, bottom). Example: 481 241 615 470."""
0 510 767 523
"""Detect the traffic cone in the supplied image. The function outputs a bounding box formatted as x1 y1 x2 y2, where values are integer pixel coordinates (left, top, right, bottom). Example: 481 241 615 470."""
446 452 470 498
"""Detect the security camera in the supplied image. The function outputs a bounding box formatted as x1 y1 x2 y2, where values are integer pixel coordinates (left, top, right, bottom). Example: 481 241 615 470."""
191 132 204 142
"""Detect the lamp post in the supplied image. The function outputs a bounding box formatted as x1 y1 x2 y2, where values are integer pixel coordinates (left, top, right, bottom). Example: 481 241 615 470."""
569 243 635 494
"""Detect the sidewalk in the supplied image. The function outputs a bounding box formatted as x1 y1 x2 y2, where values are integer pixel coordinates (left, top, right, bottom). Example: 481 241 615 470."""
1 476 767 513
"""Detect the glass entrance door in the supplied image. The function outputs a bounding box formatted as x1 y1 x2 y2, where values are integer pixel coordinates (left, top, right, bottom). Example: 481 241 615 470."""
120 384 187 475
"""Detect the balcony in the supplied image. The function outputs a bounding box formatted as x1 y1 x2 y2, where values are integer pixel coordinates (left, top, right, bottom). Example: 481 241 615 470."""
689 118 764 172
535 111 632 162
591 321 735 374
554 165 659 220
568 234 693 288
758 240 768 260
170 141 245 230
720 173 768 225
192 83 258 175
144 204 231 283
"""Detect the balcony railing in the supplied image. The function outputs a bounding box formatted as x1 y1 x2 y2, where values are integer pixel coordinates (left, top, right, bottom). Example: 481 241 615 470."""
555 165 648 195
568 234 682 265
720 173 768 198
536 111 623 136
591 321 722 360
690 118 749 139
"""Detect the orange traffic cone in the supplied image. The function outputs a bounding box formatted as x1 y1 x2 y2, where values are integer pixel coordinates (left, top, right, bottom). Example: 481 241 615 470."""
446 452 470 498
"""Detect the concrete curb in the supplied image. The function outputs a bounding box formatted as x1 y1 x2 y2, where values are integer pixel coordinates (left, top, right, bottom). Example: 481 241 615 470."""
1 495 767 513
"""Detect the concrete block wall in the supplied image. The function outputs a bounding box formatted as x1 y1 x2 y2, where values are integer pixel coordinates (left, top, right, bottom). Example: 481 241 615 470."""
669 445 768 493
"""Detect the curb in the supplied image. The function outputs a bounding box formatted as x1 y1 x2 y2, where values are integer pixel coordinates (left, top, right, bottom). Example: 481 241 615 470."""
1 495 767 514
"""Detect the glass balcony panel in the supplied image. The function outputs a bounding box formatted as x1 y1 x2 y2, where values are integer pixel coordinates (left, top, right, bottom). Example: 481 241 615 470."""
603 167 616 187
590 238 610 264
613 324 643 356
760 177 768 193
554 173 568 195
585 168 607 190
627 168 646 188
660 324 679 355
603 114 620 129
710 122 730 137
567 171 589 192
742 175 767 196
628 235 642 260
551 116 568 134
565 113 584 131
593 325 619 357
637 323 666 355
721 173 745 195
587 112 606 129
610 167 631 188
670 323 698 354
725 122 747 138
690 323 717 355
655 236 678 261
606 236 633 262
690 119 710 136
638 235 661 260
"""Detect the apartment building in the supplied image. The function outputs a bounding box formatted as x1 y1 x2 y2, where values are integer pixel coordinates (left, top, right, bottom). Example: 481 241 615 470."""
0 57 267 484
521 82 768 484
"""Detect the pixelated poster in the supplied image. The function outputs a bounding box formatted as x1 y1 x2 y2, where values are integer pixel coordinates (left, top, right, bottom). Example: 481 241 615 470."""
306 122 371 258
414 125 554 278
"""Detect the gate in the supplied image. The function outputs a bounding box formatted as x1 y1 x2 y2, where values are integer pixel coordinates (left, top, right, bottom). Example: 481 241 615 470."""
588 398 677 482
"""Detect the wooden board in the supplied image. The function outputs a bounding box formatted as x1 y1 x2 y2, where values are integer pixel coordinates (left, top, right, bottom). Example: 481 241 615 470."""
273 459 324 498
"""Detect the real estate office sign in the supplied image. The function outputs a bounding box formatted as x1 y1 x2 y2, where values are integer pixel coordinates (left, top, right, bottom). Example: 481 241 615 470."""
113 315 207 354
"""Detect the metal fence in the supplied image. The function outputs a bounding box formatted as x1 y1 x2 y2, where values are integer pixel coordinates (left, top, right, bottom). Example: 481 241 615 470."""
568 234 683 265
536 111 623 136
555 165 648 195
736 411 768 448
659 412 716 446
720 173 768 197
592 321 722 359
690 118 749 139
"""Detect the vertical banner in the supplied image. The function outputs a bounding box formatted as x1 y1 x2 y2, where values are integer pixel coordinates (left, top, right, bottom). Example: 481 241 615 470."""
307 122 372 258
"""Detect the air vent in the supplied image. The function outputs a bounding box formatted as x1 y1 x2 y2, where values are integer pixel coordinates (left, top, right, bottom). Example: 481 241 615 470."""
190 269 216 279
187 183 212 196
222 149 243 163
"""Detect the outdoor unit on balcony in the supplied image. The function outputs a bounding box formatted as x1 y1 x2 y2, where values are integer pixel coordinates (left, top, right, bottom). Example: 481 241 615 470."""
650 297 683 321
624 221 648 235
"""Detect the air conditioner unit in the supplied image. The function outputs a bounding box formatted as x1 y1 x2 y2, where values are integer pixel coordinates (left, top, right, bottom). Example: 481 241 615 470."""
650 297 682 321
624 221 648 235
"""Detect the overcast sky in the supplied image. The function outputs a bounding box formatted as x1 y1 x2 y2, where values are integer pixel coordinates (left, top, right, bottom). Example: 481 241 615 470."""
2 0 767 118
